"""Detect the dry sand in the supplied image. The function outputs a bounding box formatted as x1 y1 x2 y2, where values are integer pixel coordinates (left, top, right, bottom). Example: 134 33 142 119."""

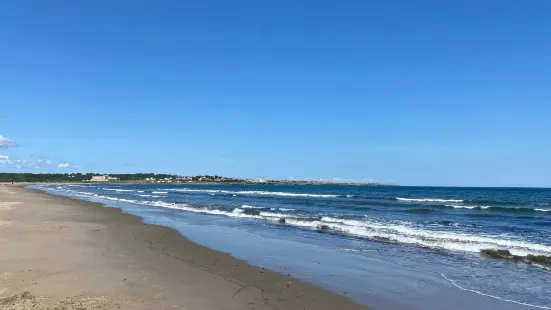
0 185 368 309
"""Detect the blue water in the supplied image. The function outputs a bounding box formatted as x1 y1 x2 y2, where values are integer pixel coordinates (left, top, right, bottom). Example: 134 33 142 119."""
33 184 551 309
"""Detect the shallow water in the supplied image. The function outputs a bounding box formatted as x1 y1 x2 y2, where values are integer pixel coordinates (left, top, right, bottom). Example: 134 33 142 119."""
33 184 551 309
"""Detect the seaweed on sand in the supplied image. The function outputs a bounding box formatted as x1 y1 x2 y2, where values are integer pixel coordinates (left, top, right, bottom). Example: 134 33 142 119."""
480 249 551 269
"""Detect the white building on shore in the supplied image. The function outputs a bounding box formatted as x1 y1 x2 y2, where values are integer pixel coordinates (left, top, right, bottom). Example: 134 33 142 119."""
90 175 119 182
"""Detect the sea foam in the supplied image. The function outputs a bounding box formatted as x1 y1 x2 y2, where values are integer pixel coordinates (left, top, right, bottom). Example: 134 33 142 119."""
46 186 551 265
76 193 551 258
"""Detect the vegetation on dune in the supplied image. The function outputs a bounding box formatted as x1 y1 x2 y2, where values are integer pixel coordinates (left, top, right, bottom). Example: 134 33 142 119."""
0 173 178 183
0 173 95 183
0 173 392 185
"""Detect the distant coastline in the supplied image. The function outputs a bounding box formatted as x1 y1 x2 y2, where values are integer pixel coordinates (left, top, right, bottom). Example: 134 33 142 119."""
120 181 397 187
0 173 397 186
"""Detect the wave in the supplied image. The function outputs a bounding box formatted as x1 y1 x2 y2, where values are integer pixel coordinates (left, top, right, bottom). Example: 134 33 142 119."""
279 208 296 212
445 204 490 210
396 196 551 207
44 188 551 264
342 195 356 198
465 199 541 206
258 211 311 219
456 199 551 207
166 188 340 198
445 205 551 213
152 191 168 194
314 217 551 257
103 188 135 192
396 197 464 203
95 195 551 257
138 194 161 198
241 205 296 212
73 191 95 196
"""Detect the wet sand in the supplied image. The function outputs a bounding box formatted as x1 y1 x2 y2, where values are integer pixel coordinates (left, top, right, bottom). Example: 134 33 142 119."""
0 185 367 309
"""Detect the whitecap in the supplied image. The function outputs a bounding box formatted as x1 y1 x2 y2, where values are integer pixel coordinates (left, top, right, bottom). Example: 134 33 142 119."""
445 205 491 210
165 188 339 198
241 205 264 209
397 197 464 203
103 188 135 192
51 190 551 259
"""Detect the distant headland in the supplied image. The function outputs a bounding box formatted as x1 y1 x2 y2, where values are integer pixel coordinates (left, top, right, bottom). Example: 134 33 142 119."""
0 173 396 186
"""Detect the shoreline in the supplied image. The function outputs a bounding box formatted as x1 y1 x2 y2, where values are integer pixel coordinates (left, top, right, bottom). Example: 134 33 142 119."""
0 185 368 309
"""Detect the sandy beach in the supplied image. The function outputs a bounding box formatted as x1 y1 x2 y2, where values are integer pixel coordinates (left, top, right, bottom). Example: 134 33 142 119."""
0 185 366 309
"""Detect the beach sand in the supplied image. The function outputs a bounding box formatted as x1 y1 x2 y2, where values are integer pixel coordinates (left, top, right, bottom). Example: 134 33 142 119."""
0 185 367 309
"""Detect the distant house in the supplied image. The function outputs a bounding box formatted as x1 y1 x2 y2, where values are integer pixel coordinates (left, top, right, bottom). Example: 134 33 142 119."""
90 175 119 182
250 179 267 183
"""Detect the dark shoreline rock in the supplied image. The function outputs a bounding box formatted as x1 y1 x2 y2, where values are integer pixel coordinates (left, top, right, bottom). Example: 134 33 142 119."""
480 249 551 269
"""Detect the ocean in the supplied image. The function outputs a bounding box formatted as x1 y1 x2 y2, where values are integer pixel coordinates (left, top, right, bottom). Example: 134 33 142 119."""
32 184 551 310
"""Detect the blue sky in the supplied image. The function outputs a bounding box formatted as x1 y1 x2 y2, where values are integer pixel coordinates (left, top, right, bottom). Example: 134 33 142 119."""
1 1 550 187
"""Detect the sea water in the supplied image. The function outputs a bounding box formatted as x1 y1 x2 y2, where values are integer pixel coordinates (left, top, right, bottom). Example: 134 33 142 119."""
32 184 551 309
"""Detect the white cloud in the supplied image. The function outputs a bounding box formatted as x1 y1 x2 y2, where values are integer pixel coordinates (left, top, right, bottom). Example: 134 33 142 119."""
0 155 53 169
0 135 16 147
0 155 12 166
38 159 52 165
58 162 82 169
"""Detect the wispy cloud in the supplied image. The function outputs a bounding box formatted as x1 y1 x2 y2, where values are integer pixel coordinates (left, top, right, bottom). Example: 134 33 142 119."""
0 155 16 168
0 135 16 147
38 159 52 165
58 162 82 169
0 155 52 169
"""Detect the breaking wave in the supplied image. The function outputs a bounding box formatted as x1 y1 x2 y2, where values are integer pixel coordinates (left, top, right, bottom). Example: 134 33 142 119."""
241 205 296 212
57 190 551 259
445 205 551 213
396 197 464 203
279 208 296 212
166 188 340 198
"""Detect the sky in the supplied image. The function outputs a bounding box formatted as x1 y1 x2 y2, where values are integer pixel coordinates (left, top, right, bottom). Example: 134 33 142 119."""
0 1 550 187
